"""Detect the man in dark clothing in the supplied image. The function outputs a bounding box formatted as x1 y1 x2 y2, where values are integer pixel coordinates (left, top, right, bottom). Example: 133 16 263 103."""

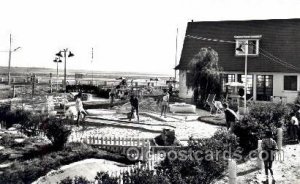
129 95 139 122
223 103 239 130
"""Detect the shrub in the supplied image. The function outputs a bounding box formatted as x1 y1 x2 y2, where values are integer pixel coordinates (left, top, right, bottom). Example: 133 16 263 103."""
248 102 290 128
0 106 46 136
233 102 290 154
41 118 72 150
95 172 119 184
93 170 170 184
59 177 73 184
157 128 239 184
59 176 92 184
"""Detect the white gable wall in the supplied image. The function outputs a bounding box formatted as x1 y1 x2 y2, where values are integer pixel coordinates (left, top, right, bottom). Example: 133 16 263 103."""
178 70 193 98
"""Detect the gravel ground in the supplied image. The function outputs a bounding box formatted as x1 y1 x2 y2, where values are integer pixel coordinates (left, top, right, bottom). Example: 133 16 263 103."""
214 144 300 184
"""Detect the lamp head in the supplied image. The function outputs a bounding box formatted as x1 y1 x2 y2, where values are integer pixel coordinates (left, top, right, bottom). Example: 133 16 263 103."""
56 51 63 57
53 57 62 63
68 51 74 57
13 47 21 52
236 45 243 52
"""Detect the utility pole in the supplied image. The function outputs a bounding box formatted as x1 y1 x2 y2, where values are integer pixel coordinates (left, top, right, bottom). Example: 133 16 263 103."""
50 73 52 93
174 28 178 82
91 47 94 85
8 34 12 85
2 34 21 85
31 74 36 97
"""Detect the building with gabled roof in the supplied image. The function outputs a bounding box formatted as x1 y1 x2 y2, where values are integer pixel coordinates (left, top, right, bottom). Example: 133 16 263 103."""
176 18 300 103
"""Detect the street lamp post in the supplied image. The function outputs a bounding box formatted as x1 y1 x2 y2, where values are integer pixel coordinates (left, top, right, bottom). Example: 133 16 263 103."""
236 45 248 114
53 57 62 91
55 49 74 92
55 49 74 114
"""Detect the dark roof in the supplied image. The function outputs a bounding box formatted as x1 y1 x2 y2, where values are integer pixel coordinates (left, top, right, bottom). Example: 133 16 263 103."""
176 18 300 73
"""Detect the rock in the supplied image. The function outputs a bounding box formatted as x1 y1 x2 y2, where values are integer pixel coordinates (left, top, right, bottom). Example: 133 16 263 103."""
292 154 296 157
12 124 22 129
0 146 4 150
0 163 12 169
49 111 57 117
14 138 25 143
282 175 285 177
9 153 23 160
7 127 16 131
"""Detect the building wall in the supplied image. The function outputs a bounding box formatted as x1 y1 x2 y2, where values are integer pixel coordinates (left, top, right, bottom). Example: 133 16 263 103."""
272 73 299 103
179 70 300 103
223 72 300 103
178 70 193 98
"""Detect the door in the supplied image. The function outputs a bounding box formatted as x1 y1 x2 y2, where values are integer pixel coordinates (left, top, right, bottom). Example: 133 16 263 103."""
256 75 273 101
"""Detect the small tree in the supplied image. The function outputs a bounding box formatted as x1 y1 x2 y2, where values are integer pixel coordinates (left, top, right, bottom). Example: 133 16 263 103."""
187 47 222 106
41 118 72 150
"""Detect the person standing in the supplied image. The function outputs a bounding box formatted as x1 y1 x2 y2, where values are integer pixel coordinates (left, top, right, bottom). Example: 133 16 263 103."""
109 88 116 108
161 91 170 118
290 112 299 141
129 94 139 122
223 103 239 131
261 130 278 182
75 92 87 126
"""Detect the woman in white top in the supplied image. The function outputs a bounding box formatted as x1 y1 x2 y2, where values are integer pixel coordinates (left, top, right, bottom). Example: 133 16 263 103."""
76 92 87 126
290 112 299 141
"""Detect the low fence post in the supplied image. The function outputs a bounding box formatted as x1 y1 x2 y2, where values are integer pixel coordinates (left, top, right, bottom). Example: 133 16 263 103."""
228 159 237 184
113 137 116 145
119 171 123 184
109 137 112 145
277 128 283 150
257 140 263 169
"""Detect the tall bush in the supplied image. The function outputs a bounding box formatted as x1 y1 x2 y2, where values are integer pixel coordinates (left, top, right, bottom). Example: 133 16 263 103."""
187 47 223 106
41 118 72 150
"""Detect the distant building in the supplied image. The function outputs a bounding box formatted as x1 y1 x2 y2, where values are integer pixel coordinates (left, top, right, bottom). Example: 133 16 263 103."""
176 18 300 103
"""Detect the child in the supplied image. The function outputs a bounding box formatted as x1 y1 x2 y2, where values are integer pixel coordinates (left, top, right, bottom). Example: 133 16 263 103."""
223 103 239 131
75 92 87 126
160 91 170 118
129 94 139 122
261 130 278 181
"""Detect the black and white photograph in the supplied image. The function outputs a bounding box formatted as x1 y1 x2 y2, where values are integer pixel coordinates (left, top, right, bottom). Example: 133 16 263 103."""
0 0 299 183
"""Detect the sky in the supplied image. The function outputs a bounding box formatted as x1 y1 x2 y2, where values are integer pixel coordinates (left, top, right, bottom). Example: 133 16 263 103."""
0 0 300 75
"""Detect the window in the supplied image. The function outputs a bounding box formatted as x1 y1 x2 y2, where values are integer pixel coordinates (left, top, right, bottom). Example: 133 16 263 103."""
234 35 261 56
284 76 297 91
222 74 235 93
238 74 253 95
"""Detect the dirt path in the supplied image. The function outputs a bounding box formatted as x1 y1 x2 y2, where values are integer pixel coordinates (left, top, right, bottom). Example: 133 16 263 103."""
214 144 300 184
